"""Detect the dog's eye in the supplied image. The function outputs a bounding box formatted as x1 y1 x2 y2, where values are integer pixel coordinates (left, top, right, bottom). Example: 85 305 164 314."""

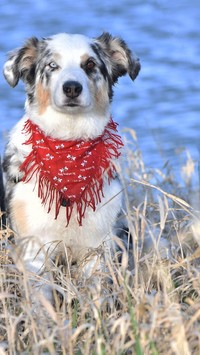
86 59 96 70
48 61 58 70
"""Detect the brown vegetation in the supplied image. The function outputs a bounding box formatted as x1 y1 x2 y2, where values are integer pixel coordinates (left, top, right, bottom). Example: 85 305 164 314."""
0 132 200 354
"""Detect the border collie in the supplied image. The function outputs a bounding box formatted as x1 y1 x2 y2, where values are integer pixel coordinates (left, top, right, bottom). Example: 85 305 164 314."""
3 32 140 300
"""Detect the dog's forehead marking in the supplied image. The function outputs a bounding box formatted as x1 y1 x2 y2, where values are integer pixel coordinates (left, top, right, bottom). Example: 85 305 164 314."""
46 33 95 62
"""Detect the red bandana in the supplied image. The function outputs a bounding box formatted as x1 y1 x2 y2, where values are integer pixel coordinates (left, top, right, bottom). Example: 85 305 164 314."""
20 118 123 226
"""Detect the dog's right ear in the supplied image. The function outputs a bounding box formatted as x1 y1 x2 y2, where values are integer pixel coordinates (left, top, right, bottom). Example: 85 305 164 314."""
3 37 39 88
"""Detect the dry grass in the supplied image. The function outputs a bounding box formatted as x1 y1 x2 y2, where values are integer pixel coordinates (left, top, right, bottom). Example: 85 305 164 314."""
0 132 200 355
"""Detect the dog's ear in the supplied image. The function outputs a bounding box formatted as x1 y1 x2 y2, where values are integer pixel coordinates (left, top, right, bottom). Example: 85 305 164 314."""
95 32 141 84
3 37 39 87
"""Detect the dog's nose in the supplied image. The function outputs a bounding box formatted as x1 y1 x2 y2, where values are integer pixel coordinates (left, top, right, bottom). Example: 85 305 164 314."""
63 81 83 98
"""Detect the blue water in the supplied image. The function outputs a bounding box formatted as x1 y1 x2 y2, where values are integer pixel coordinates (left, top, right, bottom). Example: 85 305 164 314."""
0 0 200 184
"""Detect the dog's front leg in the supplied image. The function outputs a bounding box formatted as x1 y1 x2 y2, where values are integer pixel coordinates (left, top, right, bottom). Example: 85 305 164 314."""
12 236 55 307
80 245 113 294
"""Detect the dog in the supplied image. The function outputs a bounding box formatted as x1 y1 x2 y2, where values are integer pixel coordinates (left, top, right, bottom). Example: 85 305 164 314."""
3 32 140 301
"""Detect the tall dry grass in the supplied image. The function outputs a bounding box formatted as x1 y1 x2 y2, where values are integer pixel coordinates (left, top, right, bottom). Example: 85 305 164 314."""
0 131 200 354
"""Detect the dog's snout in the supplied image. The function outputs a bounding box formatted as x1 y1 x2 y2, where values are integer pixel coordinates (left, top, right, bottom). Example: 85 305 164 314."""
63 81 83 98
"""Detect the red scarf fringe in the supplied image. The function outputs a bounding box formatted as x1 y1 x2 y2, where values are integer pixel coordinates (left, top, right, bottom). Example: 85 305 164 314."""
20 118 123 226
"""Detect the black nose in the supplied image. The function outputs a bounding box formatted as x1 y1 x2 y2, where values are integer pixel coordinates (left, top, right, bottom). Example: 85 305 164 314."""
63 81 83 98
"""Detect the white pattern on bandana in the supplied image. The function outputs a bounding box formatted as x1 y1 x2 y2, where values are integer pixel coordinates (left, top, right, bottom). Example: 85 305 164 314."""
20 118 123 226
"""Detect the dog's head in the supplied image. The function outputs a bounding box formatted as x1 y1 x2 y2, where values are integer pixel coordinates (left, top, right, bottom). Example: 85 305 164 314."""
3 33 140 138
4 32 140 110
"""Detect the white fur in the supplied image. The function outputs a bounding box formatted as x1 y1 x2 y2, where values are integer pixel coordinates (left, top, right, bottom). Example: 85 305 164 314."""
4 33 127 301
27 33 111 140
7 115 122 301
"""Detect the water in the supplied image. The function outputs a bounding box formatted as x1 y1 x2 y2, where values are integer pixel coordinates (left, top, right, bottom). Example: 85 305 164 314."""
0 0 200 184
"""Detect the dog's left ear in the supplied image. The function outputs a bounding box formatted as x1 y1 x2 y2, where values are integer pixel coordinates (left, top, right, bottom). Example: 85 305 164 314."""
95 32 141 84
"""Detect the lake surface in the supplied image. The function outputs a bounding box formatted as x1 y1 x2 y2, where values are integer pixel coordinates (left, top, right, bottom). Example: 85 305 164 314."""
0 0 200 185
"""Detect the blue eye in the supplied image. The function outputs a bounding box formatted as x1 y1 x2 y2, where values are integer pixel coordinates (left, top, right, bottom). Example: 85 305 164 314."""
48 61 58 69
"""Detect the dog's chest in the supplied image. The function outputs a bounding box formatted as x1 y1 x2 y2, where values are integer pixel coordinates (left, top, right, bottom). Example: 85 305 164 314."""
11 177 122 258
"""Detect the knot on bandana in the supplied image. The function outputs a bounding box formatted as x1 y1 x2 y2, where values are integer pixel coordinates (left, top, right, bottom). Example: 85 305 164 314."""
20 118 123 226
